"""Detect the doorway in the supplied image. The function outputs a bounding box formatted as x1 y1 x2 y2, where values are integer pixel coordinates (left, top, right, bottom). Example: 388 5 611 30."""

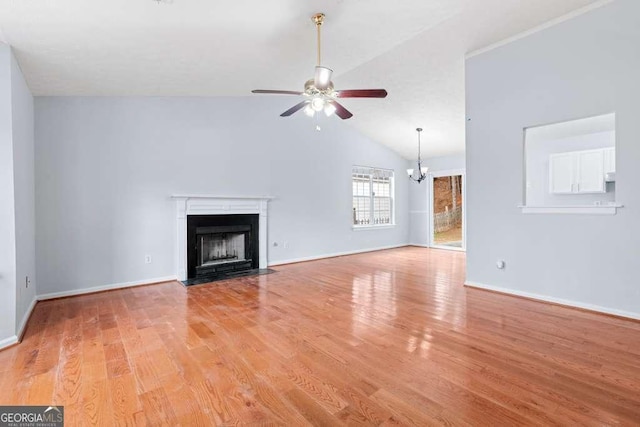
429 170 465 251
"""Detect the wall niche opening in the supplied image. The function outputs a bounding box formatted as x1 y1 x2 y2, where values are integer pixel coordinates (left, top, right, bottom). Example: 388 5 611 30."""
522 112 620 214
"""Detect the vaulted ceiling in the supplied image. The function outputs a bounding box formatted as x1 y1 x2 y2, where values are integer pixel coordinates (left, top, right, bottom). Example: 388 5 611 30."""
0 0 603 158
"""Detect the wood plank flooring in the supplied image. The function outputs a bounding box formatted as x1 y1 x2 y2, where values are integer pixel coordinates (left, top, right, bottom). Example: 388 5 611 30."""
1 247 639 425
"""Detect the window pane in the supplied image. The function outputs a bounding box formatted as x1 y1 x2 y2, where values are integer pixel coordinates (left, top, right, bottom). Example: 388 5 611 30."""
373 178 390 197
373 197 391 224
352 176 370 197
352 166 393 226
353 196 371 225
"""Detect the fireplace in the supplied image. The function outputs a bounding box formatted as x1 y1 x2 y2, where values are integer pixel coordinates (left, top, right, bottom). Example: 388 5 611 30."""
172 195 271 282
187 214 259 279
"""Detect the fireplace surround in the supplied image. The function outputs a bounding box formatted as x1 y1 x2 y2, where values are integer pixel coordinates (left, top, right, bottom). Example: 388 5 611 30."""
172 195 272 282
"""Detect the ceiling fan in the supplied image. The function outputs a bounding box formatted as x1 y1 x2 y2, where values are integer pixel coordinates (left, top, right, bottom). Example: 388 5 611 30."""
252 13 388 120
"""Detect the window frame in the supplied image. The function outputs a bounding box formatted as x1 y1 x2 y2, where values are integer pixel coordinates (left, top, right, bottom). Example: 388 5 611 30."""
351 166 395 230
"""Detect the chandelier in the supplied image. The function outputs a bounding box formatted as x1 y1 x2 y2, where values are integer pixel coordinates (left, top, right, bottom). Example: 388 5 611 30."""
407 128 428 183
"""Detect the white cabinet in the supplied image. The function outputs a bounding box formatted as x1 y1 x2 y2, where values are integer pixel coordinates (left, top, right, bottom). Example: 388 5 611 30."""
549 153 574 194
549 148 608 195
603 147 615 174
576 150 605 193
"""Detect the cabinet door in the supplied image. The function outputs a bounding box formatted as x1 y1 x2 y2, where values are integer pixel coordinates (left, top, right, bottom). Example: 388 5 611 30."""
549 153 574 194
576 150 605 193
603 147 615 173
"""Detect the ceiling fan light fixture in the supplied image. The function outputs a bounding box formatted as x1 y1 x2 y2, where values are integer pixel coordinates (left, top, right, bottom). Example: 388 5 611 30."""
324 103 337 117
311 97 325 112
304 104 315 117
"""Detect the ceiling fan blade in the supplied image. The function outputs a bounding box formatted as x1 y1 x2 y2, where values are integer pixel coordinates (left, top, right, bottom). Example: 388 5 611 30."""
336 89 388 98
252 90 304 95
314 66 333 90
280 100 310 117
330 101 353 120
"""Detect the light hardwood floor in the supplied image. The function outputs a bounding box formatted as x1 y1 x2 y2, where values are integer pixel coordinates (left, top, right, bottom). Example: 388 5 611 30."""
1 247 639 425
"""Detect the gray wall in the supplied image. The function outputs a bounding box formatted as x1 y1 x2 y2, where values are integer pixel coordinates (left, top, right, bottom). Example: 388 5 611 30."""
526 130 615 206
466 0 640 317
408 154 465 246
0 44 17 342
35 97 410 295
0 44 35 345
11 52 36 331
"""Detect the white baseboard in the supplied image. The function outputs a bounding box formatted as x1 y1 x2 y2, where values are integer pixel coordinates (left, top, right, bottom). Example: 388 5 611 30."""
465 281 640 321
408 243 430 248
17 297 37 340
0 276 178 351
268 244 409 267
0 335 18 351
0 299 38 351
37 275 178 301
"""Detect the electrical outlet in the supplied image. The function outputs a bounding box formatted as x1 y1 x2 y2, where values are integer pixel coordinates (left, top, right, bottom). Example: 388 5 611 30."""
283 241 289 249
145 255 152 264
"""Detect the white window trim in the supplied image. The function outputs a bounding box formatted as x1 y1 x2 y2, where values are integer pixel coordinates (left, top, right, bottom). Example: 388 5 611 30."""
352 166 395 229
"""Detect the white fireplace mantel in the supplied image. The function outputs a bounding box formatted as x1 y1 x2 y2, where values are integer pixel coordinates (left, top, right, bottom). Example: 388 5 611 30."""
171 195 274 281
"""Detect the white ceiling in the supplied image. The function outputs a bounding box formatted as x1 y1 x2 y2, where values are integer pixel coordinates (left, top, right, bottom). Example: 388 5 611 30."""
0 0 604 159
526 113 615 143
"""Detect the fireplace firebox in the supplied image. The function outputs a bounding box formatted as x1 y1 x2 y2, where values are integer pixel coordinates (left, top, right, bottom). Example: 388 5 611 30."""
187 214 259 279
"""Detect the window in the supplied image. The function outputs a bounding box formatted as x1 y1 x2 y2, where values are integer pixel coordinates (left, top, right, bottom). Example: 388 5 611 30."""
352 166 394 227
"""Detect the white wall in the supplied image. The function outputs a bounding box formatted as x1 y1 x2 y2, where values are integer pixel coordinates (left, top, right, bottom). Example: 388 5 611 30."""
408 154 465 246
11 51 36 330
466 0 640 317
35 97 410 295
526 130 615 206
0 44 17 344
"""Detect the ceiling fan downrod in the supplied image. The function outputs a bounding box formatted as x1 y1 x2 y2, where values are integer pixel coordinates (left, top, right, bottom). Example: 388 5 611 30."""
312 13 325 66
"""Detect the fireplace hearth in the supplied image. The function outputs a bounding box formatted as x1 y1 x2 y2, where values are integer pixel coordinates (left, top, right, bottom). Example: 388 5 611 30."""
187 214 259 280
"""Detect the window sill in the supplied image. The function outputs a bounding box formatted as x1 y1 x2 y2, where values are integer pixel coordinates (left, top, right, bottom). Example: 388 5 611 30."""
519 205 623 215
352 225 396 231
